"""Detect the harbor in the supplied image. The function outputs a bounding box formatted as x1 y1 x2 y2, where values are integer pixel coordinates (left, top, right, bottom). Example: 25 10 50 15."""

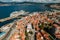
0 10 29 22
0 10 60 40
0 2 60 40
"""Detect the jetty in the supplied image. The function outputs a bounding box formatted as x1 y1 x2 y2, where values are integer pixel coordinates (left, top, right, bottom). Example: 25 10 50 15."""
0 10 29 22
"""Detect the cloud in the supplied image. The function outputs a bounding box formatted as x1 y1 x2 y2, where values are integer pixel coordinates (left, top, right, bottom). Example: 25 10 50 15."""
12 0 24 2
0 0 12 2
32 0 60 3
0 0 60 3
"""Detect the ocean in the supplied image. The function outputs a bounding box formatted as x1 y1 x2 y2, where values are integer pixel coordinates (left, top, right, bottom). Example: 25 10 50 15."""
0 3 52 19
0 3 54 27
0 3 60 39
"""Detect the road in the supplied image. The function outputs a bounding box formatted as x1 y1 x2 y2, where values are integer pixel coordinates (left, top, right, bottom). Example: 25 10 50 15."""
2 22 17 40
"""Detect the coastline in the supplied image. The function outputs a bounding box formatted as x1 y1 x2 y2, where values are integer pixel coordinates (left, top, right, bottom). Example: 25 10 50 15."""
0 4 11 6
45 3 60 10
0 2 60 40
0 10 60 40
50 4 60 9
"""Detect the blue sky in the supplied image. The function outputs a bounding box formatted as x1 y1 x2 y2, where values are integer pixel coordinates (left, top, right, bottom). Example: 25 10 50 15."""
0 0 60 3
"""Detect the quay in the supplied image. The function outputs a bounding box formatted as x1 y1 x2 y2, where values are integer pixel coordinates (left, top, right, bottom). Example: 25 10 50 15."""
0 10 29 22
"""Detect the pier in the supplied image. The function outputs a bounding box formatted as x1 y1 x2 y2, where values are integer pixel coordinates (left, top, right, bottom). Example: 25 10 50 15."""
0 17 15 22
0 10 29 22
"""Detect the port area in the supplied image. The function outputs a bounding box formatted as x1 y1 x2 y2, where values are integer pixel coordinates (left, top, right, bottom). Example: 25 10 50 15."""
0 10 60 40
0 10 29 22
0 10 29 40
1 21 17 40
0 17 15 22
0 22 15 40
